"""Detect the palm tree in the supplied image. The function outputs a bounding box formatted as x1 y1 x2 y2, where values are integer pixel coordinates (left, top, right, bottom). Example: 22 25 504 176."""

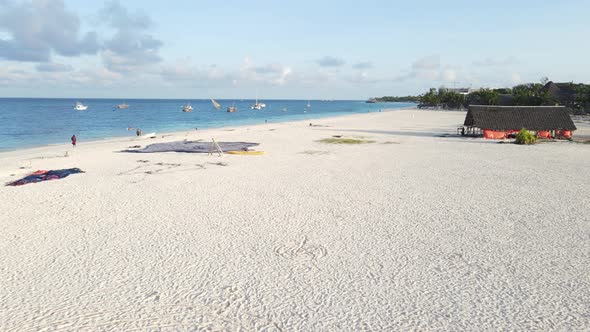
468 89 498 106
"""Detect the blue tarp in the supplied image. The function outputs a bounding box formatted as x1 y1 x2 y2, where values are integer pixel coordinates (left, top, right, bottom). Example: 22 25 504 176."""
6 168 85 186
122 141 259 153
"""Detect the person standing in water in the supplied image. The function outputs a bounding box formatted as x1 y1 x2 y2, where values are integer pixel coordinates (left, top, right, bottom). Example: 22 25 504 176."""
71 134 77 147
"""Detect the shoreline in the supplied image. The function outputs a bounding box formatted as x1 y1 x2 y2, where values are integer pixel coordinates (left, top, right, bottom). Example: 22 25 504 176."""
0 107 415 156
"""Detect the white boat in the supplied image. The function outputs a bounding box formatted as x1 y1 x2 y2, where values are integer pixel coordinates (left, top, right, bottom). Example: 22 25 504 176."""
306 100 311 108
116 102 129 109
211 99 221 110
227 102 237 112
138 132 156 139
250 90 266 109
74 102 88 111
182 104 193 112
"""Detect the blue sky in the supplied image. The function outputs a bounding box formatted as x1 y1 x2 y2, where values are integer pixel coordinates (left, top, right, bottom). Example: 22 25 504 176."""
0 0 588 99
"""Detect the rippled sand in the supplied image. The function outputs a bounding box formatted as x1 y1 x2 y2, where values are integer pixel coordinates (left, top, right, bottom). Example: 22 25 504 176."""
1 110 589 331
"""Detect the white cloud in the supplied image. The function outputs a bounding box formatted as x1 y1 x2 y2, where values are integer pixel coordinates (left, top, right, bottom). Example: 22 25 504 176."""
412 55 440 70
473 56 518 67
0 0 99 62
393 55 442 81
161 61 228 83
511 73 522 84
238 58 293 86
352 61 373 69
36 62 74 72
99 1 163 73
442 69 457 82
316 56 345 67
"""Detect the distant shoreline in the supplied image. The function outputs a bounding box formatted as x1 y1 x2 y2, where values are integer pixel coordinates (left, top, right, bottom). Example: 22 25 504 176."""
0 107 417 155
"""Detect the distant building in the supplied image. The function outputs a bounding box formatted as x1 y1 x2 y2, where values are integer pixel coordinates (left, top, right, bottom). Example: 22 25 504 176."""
497 94 515 106
463 105 577 139
440 87 482 95
542 81 577 107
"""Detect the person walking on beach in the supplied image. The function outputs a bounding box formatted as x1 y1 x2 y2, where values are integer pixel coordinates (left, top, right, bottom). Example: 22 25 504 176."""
71 134 77 147
136 128 142 136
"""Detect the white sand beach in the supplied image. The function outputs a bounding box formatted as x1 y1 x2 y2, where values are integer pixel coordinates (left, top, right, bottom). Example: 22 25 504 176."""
1 110 589 330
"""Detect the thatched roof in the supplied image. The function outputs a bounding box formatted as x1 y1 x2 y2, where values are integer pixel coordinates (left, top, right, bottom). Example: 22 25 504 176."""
543 81 577 98
464 105 577 131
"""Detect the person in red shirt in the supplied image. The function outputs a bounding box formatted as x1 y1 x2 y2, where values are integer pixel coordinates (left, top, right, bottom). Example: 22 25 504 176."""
71 134 77 147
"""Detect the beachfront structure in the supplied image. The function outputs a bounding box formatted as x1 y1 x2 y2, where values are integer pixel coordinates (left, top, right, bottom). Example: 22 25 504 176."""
542 81 578 108
440 87 482 95
463 105 577 139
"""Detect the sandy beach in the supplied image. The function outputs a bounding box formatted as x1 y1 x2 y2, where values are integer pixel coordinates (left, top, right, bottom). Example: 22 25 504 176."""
1 109 589 330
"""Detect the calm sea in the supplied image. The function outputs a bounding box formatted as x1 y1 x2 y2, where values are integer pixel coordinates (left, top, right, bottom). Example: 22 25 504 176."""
0 98 415 151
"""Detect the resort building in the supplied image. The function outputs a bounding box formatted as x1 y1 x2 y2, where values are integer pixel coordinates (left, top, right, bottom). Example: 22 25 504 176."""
463 105 577 139
542 81 578 108
440 87 482 95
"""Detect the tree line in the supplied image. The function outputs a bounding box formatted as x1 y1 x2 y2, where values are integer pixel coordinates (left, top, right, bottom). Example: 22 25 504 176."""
375 81 590 113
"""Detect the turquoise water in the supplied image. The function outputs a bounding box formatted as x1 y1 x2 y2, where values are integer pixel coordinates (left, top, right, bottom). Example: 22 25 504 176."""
0 98 415 151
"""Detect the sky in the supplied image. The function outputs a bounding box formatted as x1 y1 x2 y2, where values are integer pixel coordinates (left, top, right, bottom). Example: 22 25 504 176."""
0 0 589 99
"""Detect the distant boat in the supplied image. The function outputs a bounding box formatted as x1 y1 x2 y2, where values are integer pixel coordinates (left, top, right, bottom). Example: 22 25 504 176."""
138 132 157 139
251 90 266 110
182 104 193 112
211 99 221 110
227 102 237 113
282 107 288 112
304 100 311 113
74 102 88 111
116 102 129 109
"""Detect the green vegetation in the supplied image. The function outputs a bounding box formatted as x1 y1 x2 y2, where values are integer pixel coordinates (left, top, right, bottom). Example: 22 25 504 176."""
511 83 552 106
515 129 537 145
374 96 421 103
575 84 590 111
374 78 590 113
299 150 330 155
468 89 499 106
318 138 375 144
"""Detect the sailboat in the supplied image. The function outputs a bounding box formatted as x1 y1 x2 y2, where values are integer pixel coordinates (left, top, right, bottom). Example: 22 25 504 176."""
227 102 237 113
116 102 129 109
211 99 221 110
182 103 193 112
250 90 266 110
304 100 311 113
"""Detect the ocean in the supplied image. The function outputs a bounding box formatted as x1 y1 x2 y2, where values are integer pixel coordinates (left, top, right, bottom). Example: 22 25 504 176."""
0 98 415 151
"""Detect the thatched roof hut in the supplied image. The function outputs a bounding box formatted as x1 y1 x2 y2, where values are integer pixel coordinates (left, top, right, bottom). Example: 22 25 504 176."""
542 81 577 106
464 105 577 131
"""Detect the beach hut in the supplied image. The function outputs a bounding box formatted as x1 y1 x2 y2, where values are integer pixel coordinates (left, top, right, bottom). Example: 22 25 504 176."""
463 105 577 139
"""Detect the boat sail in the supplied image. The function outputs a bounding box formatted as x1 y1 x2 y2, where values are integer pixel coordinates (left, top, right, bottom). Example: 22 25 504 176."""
251 89 266 110
211 99 221 110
